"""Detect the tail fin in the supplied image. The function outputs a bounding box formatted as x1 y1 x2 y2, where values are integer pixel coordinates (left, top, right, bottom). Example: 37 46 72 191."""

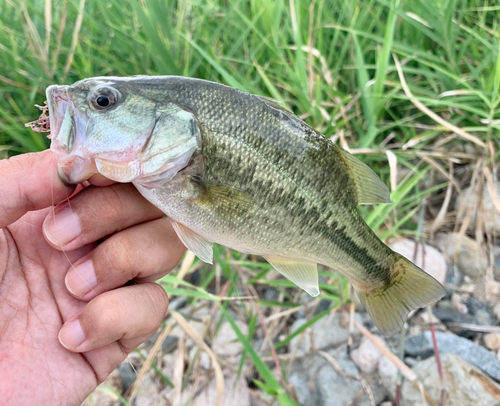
356 255 445 336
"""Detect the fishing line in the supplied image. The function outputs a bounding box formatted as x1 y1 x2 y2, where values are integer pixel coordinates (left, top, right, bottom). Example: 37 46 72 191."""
51 170 97 297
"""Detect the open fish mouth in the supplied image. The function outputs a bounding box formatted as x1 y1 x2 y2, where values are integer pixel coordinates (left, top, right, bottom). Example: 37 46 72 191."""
43 85 97 184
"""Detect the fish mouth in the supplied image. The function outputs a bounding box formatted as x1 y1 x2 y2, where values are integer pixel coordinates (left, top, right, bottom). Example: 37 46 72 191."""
46 85 98 184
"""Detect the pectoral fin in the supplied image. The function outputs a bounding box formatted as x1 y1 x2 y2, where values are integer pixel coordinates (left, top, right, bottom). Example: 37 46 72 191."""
193 180 255 217
264 256 320 297
169 219 213 264
337 148 391 205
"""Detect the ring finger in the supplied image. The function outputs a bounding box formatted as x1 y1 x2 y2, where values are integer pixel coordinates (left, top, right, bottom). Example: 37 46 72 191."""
65 216 186 301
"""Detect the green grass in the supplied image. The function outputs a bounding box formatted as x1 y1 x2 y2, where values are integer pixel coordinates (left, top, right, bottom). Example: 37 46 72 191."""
1 0 499 404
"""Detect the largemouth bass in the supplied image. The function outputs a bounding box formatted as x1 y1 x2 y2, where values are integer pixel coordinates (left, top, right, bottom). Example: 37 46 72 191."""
33 76 444 335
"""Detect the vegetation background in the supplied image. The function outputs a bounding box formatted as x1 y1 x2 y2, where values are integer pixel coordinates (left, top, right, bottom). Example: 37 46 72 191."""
1 0 499 405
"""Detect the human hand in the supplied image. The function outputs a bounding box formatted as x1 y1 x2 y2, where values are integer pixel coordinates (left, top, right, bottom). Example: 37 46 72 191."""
0 150 186 405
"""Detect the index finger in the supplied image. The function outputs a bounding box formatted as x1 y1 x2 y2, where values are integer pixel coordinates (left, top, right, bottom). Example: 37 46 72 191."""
0 149 76 228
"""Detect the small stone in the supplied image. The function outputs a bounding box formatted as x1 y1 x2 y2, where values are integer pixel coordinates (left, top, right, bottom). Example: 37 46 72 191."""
356 372 387 406
405 331 500 381
484 333 500 351
467 296 496 326
190 376 251 406
289 312 363 355
401 353 500 406
456 183 500 236
161 335 179 353
351 335 385 374
84 368 122 406
288 375 311 405
380 402 394 406
133 370 161 406
493 302 500 322
169 295 188 311
432 306 477 338
118 363 136 394
435 233 487 279
189 346 211 370
390 239 446 284
213 320 248 357
378 356 398 399
316 352 362 406
443 264 464 297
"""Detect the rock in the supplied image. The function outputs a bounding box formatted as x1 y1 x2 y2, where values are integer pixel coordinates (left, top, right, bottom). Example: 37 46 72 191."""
133 370 161 406
378 356 398 399
190 377 252 406
432 306 477 338
118 363 136 394
357 372 387 406
467 295 496 326
432 296 496 337
288 350 385 406
401 353 500 406
493 302 500 322
390 239 446 284
316 352 361 406
289 312 363 354
289 375 311 405
380 402 394 406
443 263 464 298
484 333 500 351
351 335 386 374
405 331 500 381
456 183 500 236
84 368 122 406
213 320 248 357
435 233 487 279
161 335 179 353
169 295 188 311
189 346 211 370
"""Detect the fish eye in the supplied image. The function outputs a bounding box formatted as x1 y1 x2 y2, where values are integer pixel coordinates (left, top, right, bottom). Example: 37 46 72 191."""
96 96 110 107
90 87 118 110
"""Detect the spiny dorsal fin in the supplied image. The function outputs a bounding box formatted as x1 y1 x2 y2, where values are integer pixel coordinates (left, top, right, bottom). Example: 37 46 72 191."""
258 96 294 114
169 219 213 264
264 256 320 297
337 148 391 205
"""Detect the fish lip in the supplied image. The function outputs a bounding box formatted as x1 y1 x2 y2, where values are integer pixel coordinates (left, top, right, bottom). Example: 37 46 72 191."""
46 85 69 144
47 84 96 184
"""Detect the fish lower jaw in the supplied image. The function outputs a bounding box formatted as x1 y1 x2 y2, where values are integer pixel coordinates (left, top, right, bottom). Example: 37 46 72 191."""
94 158 142 183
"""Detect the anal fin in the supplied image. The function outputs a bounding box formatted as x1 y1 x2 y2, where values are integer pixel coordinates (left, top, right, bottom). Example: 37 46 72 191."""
264 256 319 297
169 219 213 264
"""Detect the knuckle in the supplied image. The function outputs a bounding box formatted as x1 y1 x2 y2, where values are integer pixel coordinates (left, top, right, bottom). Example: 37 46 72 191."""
100 234 138 274
144 284 169 322
92 293 124 327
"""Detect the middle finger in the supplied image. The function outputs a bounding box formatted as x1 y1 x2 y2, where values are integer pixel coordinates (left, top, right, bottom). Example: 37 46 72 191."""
43 183 165 250
65 216 186 300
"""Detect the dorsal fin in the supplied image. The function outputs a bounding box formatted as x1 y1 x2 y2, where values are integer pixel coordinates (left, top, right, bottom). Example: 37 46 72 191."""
337 148 391 205
257 96 294 114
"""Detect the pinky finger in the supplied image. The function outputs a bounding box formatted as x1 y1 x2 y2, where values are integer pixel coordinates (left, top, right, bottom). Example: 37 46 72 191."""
59 283 168 354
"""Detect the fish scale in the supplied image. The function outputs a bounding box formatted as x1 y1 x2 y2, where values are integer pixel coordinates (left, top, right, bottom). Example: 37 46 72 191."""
36 75 445 335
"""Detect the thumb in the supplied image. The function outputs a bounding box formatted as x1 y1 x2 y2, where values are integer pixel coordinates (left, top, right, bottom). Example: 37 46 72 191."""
0 150 76 228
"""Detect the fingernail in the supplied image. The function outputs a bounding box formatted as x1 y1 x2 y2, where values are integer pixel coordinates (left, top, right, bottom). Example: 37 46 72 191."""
44 207 82 246
59 319 85 350
66 260 97 297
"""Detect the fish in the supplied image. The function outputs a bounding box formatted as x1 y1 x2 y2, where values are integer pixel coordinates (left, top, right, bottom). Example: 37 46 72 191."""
32 75 445 335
